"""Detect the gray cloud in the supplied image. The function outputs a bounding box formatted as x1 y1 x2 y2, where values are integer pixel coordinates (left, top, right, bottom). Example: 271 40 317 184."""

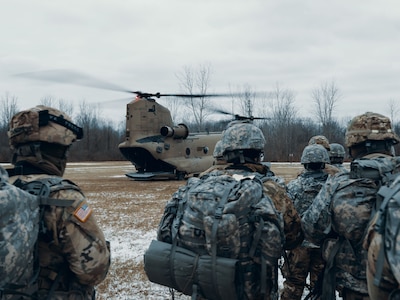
1 0 400 123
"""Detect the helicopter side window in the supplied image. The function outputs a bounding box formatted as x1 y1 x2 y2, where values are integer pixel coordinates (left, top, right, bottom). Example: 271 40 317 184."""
203 147 209 154
185 148 191 156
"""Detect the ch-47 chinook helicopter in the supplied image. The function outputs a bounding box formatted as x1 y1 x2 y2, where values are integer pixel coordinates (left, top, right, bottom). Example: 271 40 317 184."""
17 69 266 180
119 91 223 180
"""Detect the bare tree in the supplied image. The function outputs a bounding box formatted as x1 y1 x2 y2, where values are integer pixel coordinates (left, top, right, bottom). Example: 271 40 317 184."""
0 92 19 128
230 84 258 117
266 83 298 160
40 96 74 117
176 63 213 131
387 98 400 125
311 80 341 136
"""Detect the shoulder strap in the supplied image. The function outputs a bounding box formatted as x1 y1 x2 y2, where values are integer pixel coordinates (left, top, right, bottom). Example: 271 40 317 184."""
13 177 76 207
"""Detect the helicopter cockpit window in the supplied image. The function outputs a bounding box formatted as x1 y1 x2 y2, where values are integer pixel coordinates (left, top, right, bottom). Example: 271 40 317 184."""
185 148 191 156
203 147 209 154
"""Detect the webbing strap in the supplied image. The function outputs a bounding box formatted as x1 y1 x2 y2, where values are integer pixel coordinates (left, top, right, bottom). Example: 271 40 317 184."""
249 217 263 258
321 238 343 300
210 180 236 299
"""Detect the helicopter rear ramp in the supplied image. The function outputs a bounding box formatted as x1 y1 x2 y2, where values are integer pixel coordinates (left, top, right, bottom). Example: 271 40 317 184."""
125 171 177 181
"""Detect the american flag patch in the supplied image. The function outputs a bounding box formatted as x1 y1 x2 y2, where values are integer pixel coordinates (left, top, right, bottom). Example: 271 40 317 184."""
74 202 92 222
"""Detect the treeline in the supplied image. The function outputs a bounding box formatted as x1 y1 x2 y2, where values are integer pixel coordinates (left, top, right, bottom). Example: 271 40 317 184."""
2 66 400 164
1 96 400 164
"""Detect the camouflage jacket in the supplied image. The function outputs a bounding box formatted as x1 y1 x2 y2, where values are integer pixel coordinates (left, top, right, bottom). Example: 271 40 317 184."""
301 153 399 294
201 162 303 250
9 173 111 300
287 170 328 217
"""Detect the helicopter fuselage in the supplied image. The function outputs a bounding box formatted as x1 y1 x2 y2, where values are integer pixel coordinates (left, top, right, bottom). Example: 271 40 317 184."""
118 97 222 180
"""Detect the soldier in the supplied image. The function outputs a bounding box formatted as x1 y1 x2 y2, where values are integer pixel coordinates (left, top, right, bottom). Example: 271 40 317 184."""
203 122 304 251
306 135 340 176
302 112 400 300
281 144 330 300
6 105 111 299
329 142 348 173
155 121 303 299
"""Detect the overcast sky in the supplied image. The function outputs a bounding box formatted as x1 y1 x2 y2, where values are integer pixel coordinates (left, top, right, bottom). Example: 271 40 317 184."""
1 0 400 124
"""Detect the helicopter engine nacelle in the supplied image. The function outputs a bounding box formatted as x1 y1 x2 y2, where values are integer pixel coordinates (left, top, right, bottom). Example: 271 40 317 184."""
160 123 189 139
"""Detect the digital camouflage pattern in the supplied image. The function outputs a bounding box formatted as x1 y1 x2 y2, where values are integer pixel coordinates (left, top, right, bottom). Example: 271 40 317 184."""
302 154 400 297
157 167 285 300
297 144 340 177
236 163 304 250
8 174 111 300
300 144 330 164
329 143 346 159
281 155 328 300
0 166 39 289
345 112 400 148
329 143 349 173
287 171 328 218
219 122 265 154
8 105 81 148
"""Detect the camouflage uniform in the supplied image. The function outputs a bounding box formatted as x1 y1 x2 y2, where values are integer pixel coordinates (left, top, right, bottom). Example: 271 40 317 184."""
281 144 330 300
297 135 341 176
5 105 110 300
302 112 400 300
157 122 303 300
329 143 348 173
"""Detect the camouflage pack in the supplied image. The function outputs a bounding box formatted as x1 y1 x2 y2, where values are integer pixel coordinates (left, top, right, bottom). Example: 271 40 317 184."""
146 171 284 299
371 175 400 286
328 157 400 242
0 168 40 291
0 170 75 298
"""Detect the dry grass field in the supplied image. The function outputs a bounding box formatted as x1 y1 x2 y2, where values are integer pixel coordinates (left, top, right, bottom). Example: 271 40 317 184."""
61 161 304 299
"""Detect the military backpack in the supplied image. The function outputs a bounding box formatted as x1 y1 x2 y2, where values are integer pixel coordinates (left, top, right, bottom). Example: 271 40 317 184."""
0 172 76 299
144 171 284 300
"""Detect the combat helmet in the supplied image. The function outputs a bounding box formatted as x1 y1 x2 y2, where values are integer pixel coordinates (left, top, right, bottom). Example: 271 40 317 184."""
308 135 330 151
213 140 224 160
9 105 83 148
345 112 400 148
301 144 330 164
329 143 345 162
8 105 83 176
220 122 265 163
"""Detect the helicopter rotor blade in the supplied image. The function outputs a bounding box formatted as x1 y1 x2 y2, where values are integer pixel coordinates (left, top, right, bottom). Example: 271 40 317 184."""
15 69 266 100
209 107 271 121
15 69 139 95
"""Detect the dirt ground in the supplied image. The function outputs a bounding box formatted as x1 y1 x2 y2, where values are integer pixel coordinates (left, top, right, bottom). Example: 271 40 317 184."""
61 161 304 299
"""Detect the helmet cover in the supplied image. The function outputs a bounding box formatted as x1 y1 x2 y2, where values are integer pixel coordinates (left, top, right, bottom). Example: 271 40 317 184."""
308 135 330 150
220 122 265 155
8 105 83 149
345 112 400 148
301 144 330 164
329 143 346 158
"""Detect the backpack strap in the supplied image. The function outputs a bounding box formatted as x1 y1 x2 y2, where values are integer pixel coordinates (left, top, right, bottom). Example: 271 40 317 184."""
321 237 344 300
209 180 237 299
13 177 77 207
372 182 400 286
